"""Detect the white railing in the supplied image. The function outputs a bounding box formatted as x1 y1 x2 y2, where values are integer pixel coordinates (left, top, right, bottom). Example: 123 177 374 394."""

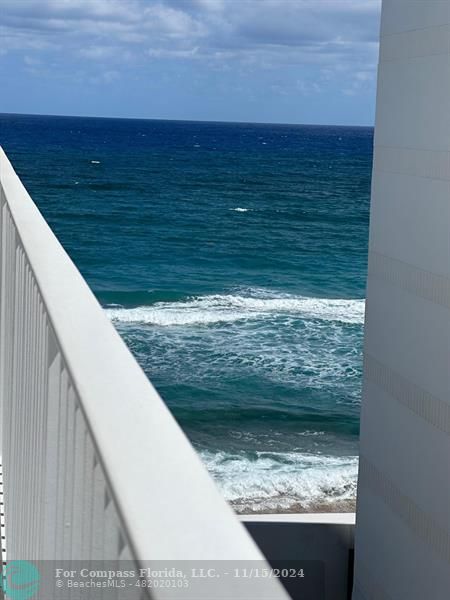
0 148 289 598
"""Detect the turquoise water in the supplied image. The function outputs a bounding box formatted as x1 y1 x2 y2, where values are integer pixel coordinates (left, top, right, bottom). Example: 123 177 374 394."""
1 114 372 512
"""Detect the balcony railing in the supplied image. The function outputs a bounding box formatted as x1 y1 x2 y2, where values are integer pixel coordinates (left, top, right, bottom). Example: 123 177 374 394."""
0 148 288 598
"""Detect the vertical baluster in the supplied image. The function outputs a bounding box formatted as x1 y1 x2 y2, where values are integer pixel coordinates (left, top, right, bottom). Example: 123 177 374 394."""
90 461 107 600
28 281 39 558
31 300 46 560
62 387 76 561
81 433 94 560
36 306 49 560
67 403 84 600
24 268 35 559
90 459 106 561
42 328 61 561
17 262 31 560
55 368 69 561
71 404 85 560
102 494 120 600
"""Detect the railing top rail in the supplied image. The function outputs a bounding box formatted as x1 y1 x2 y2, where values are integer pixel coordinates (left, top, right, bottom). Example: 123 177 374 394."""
0 147 277 566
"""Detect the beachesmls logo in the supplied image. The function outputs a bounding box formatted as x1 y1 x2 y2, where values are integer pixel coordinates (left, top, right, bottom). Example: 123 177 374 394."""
2 561 40 600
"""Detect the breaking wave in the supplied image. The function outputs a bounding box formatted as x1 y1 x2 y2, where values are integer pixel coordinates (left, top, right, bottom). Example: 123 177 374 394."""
200 449 358 513
105 291 365 327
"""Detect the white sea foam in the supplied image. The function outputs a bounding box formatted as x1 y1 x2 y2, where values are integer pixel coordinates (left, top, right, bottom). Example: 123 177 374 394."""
200 450 358 512
230 207 250 212
105 292 365 327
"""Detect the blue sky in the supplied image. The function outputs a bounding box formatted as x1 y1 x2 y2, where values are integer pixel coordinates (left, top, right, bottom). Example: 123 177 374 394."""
0 0 381 125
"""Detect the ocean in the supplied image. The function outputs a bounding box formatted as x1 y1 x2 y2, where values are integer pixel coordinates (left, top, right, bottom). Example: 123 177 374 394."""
0 113 372 513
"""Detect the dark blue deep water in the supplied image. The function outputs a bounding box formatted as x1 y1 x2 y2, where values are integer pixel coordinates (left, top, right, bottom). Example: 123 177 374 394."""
0 113 372 512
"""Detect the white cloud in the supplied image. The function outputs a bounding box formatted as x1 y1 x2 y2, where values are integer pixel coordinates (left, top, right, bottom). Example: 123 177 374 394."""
1 0 381 94
1 1 380 53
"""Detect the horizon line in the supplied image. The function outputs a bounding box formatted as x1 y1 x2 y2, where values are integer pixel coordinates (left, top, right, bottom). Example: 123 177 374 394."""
0 111 374 129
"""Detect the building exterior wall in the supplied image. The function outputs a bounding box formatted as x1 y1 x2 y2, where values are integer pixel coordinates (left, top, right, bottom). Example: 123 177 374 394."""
243 514 354 600
353 1 450 598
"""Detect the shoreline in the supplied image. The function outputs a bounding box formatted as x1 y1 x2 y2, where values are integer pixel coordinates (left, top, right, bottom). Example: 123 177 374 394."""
233 498 356 515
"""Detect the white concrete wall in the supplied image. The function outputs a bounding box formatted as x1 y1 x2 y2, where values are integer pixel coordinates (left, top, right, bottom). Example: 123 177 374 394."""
353 1 450 598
